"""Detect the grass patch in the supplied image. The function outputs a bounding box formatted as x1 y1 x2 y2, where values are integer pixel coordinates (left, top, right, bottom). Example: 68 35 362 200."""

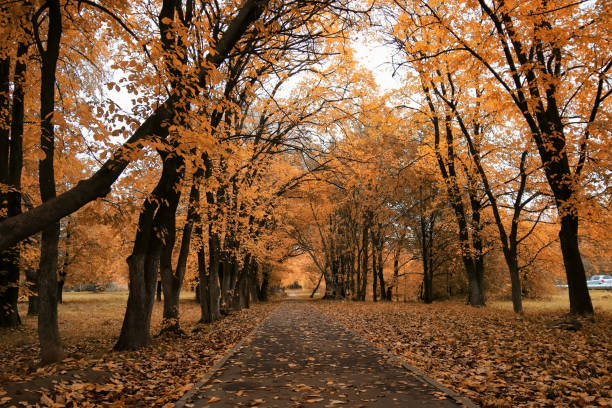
491 289 612 313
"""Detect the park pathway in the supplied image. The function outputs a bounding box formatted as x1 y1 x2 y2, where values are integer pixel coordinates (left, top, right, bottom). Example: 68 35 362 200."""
177 302 467 408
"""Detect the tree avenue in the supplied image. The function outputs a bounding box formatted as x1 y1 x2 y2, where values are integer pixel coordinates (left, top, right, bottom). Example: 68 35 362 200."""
0 0 609 383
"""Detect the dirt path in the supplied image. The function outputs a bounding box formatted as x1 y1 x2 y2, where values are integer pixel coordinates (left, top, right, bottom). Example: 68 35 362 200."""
178 302 467 407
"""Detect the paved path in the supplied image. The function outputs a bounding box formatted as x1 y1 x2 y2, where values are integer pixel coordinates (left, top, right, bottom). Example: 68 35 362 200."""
179 302 464 408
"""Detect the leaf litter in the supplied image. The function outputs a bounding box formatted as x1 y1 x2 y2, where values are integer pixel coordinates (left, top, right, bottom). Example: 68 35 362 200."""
316 301 611 408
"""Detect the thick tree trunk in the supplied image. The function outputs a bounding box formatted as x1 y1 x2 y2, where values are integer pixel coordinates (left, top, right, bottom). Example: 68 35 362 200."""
38 224 63 364
507 254 522 313
115 150 177 350
249 265 259 303
158 152 185 334
0 46 25 327
231 254 250 310
466 263 485 307
115 253 158 350
0 249 21 326
559 214 592 315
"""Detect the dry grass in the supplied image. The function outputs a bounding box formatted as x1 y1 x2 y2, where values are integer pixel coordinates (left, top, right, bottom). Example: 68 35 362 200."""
491 289 612 313
2 291 198 352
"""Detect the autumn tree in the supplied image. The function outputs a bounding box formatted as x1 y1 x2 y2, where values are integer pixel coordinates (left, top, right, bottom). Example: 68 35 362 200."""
389 0 611 315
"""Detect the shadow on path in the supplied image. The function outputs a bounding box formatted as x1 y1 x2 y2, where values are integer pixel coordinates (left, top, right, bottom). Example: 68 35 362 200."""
178 302 465 407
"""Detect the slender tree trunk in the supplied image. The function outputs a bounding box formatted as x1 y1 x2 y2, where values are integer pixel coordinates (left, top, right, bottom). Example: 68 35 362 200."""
372 240 378 302
206 231 222 322
360 222 369 301
310 272 323 298
421 217 433 304
377 239 386 300
354 248 361 301
26 268 39 315
196 219 210 322
156 281 162 302
249 263 259 303
259 266 269 301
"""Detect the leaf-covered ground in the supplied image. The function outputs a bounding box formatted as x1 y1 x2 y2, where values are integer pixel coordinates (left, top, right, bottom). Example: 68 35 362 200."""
0 292 276 407
316 300 612 408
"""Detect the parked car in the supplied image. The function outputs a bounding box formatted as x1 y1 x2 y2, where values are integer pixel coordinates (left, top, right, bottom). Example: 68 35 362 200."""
586 275 612 290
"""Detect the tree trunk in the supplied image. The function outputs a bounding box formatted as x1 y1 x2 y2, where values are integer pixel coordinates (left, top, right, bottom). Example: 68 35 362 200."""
196 224 211 323
57 276 64 304
156 281 162 302
205 231 221 322
377 240 386 300
372 241 378 302
310 272 323 298
115 150 177 350
559 214 593 315
0 42 27 327
259 266 269 301
115 253 158 350
507 253 522 313
421 231 433 304
359 222 369 301
37 0 64 364
38 224 63 364
158 152 185 334
26 268 39 316
249 265 259 303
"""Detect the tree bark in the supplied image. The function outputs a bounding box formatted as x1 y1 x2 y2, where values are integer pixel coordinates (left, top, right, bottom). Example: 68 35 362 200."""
0 41 28 327
559 214 592 315
420 216 433 304
359 220 369 301
156 281 162 302
205 230 222 322
372 237 378 302
26 268 39 315
114 150 177 350
37 0 64 364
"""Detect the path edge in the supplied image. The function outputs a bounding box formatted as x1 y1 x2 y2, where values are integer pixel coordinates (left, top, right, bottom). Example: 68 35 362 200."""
174 304 280 408
318 307 479 408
